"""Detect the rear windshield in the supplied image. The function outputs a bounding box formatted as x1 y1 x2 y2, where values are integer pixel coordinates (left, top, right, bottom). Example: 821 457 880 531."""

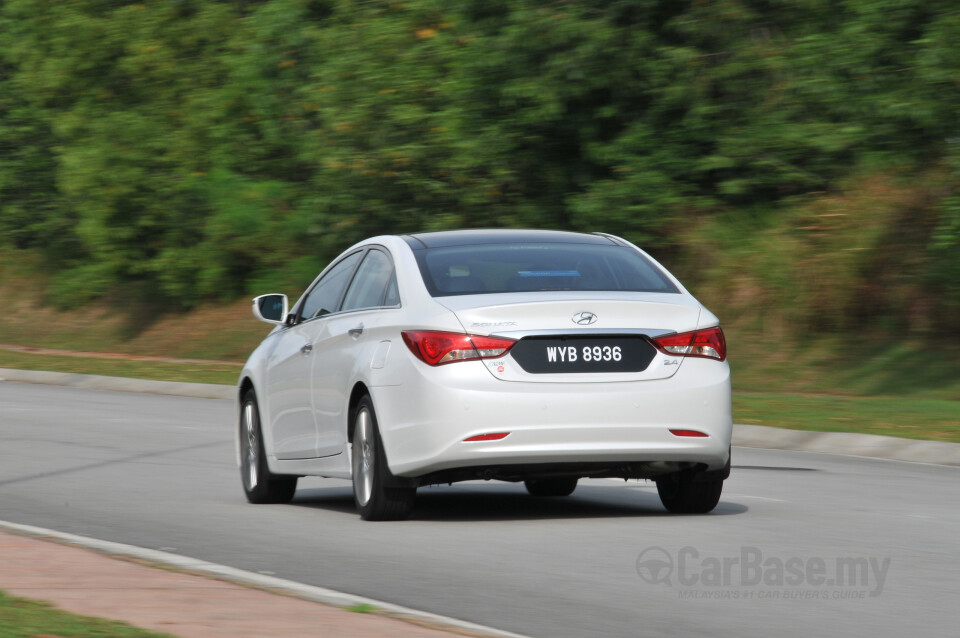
415 243 680 297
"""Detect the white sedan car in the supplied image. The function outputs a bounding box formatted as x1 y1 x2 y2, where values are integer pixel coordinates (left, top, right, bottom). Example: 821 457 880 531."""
237 230 731 520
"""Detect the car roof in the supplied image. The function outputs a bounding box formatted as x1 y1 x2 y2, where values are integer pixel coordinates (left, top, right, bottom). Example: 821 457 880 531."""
401 229 621 249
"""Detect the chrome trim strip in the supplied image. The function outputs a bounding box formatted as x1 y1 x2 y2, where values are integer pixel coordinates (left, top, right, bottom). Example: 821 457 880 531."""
490 328 675 339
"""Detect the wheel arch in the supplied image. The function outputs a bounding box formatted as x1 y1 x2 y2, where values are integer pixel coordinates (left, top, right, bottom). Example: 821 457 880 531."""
347 381 371 444
239 376 255 403
346 382 416 489
236 376 256 468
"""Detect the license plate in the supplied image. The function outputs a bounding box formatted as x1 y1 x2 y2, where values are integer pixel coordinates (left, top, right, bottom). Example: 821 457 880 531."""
509 336 656 374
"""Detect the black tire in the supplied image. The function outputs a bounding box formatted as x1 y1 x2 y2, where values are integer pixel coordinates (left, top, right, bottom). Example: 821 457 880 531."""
240 389 298 504
351 396 416 521
524 477 579 497
655 473 723 514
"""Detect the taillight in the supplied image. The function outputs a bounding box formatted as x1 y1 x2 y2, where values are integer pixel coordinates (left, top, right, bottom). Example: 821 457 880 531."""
651 327 726 361
401 330 516 366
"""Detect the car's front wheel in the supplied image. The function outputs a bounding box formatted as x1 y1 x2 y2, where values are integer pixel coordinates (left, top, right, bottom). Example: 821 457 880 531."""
351 396 416 521
240 389 298 504
655 473 723 514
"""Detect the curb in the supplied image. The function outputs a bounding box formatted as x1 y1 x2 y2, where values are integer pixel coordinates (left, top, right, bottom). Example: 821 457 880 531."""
0 520 532 638
0 367 234 400
733 423 960 467
2 367 958 466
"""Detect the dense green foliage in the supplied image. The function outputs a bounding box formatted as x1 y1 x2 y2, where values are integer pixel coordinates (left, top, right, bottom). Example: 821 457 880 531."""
1 0 958 336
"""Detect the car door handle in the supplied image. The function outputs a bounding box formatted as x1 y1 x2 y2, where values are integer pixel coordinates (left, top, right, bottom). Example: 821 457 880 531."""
348 324 364 339
301 343 313 355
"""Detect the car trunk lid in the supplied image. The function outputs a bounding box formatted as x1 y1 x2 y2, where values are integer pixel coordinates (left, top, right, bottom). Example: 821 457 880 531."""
434 292 701 383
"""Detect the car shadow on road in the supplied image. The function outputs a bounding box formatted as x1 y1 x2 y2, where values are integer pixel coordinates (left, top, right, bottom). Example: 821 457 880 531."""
291 482 748 521
290 487 357 515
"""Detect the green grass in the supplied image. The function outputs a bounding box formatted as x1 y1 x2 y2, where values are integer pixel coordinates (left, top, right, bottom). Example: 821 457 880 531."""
725 334 960 442
0 590 176 638
727 336 960 402
734 392 960 443
346 603 378 614
0 350 241 385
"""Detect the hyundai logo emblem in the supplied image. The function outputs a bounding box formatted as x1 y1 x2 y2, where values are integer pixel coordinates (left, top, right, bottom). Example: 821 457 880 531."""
572 311 597 325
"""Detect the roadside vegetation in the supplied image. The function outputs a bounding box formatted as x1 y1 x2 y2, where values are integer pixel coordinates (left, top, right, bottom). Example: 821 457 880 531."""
0 590 175 638
1 1 958 441
2 1 958 313
0 350 240 385
2 259 957 442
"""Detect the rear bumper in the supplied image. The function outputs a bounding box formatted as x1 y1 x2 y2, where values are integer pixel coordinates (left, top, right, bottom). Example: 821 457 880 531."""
373 357 732 478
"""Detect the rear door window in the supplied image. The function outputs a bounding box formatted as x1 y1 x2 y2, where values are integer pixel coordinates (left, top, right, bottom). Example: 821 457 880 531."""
341 249 397 311
299 251 363 321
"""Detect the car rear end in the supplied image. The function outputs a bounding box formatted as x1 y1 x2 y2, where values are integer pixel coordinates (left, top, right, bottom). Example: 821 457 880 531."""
374 231 732 484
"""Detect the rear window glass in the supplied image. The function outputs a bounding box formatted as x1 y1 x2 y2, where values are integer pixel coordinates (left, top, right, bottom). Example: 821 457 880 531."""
415 244 680 297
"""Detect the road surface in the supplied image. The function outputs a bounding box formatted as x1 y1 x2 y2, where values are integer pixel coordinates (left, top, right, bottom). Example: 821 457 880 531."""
1 383 957 637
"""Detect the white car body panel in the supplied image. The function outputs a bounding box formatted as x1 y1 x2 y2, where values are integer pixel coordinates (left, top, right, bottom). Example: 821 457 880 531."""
374 356 731 477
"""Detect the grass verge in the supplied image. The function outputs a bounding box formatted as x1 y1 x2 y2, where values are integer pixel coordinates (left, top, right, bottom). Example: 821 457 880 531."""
0 589 175 638
0 350 240 385
734 392 960 443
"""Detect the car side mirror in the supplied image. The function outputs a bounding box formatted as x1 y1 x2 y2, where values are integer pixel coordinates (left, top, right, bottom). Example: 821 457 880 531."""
252 294 289 325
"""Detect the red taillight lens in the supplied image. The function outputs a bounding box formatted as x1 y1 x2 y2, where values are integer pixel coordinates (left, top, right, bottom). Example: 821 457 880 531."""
652 326 726 361
401 330 516 366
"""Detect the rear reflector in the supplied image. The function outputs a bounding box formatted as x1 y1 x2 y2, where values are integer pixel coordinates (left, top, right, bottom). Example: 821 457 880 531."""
669 429 709 437
463 432 510 442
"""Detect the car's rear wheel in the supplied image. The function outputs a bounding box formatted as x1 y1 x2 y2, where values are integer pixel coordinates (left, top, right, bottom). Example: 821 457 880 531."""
655 473 723 513
351 396 416 521
240 389 298 504
524 477 578 497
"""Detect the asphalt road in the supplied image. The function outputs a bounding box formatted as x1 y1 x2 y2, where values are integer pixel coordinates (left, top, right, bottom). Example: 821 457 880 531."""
1 382 957 638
